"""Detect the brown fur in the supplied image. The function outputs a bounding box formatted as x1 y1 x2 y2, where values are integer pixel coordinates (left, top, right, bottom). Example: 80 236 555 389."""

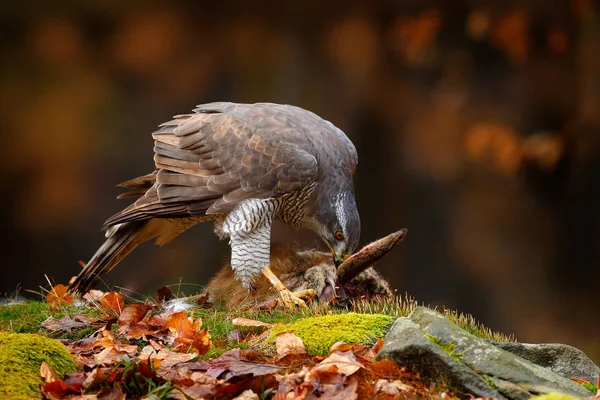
205 244 392 308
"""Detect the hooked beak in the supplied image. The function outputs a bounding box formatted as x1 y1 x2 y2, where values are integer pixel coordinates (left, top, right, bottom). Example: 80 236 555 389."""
333 253 348 268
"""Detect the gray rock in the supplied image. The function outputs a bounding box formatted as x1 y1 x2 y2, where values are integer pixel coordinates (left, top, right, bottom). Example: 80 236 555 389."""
378 317 505 399
494 342 600 383
378 307 591 399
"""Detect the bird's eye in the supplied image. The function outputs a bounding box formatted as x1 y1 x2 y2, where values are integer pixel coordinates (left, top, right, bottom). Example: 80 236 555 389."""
335 231 344 240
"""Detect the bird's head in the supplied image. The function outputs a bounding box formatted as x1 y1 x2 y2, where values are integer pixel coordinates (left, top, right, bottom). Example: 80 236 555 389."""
312 189 361 267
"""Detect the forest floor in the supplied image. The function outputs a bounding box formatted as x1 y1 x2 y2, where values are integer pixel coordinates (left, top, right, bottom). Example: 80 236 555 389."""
0 284 517 400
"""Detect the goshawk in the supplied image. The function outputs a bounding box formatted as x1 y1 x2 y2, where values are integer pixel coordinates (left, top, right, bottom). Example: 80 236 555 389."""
69 102 361 307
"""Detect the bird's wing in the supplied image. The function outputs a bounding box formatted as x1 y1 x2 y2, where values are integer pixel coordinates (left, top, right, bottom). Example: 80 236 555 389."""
105 103 319 226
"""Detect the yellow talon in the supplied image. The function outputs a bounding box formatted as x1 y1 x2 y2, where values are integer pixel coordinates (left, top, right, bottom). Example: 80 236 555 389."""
262 265 314 309
278 288 308 309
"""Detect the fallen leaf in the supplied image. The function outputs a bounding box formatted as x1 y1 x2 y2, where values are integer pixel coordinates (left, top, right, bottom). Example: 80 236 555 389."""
256 297 279 311
276 332 306 357
369 358 403 379
374 379 415 396
156 286 174 302
40 361 61 383
41 315 86 332
312 351 363 376
330 341 379 363
41 364 83 399
274 367 311 399
316 376 358 400
117 303 151 336
181 349 281 381
99 292 125 315
72 330 140 366
165 311 212 354
227 329 243 343
46 284 74 309
83 289 105 302
233 389 259 400
139 346 197 372
232 317 273 328
372 338 384 355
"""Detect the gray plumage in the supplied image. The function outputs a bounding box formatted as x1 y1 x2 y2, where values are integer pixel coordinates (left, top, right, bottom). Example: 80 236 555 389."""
69 102 360 294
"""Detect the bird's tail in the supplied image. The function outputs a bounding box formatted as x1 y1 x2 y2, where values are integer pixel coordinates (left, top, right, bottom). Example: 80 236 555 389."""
68 220 150 294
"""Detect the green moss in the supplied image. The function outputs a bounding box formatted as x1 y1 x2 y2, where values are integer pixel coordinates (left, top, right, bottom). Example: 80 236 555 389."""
269 313 393 355
581 382 597 394
481 374 498 390
0 332 77 399
423 333 464 362
530 393 582 400
0 301 101 340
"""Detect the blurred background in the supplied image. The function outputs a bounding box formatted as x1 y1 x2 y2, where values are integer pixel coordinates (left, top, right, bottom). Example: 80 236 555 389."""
1 1 599 361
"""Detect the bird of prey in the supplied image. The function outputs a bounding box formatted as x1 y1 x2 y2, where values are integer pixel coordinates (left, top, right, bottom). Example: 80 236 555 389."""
69 102 361 308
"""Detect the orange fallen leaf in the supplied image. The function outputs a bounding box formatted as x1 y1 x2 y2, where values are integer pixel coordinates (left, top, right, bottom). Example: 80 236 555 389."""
165 311 212 354
99 292 125 315
275 332 306 357
372 338 384 355
46 284 74 310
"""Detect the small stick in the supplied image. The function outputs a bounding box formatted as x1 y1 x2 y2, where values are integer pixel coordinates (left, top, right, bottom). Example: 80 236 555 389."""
336 229 407 284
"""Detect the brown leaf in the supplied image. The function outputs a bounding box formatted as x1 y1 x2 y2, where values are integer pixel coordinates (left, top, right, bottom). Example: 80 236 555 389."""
181 349 281 381
232 317 273 328
41 363 83 399
46 284 74 309
329 341 377 363
374 379 415 396
73 314 116 326
369 358 403 380
156 285 173 302
117 303 151 334
139 346 197 373
95 383 126 400
41 315 86 332
372 338 384 355
315 376 358 400
83 289 105 302
274 367 310 399
227 329 243 343
329 342 355 353
276 332 306 357
40 361 61 383
87 330 139 366
233 389 259 400
99 292 125 315
256 297 279 311
312 351 363 376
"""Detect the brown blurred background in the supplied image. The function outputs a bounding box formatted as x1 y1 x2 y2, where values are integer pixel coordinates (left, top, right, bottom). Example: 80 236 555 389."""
1 1 599 361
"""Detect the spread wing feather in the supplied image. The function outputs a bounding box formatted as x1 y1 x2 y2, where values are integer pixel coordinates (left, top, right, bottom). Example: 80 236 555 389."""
104 103 319 227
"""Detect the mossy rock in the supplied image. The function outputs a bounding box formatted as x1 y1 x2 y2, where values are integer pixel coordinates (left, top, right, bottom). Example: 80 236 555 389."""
269 313 393 355
0 332 76 400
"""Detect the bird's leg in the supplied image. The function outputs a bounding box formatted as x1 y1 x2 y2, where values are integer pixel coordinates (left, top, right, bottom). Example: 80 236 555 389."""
224 198 313 308
262 265 313 308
